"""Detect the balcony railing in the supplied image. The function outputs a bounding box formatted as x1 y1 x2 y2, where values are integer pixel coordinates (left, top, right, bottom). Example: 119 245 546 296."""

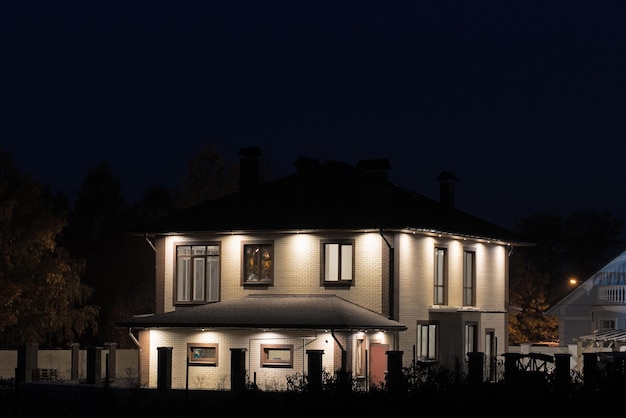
597 285 626 304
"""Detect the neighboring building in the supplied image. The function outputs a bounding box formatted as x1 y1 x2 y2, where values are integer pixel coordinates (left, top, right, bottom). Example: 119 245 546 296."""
118 147 531 390
546 249 626 369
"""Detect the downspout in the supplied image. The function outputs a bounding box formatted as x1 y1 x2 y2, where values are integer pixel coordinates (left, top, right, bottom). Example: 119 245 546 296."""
128 327 141 350
128 328 142 388
380 230 400 350
144 234 157 252
144 234 158 316
379 230 395 320
330 329 347 372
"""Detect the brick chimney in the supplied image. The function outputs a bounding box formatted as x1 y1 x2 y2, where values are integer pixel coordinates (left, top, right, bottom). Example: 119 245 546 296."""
436 171 458 216
237 147 262 192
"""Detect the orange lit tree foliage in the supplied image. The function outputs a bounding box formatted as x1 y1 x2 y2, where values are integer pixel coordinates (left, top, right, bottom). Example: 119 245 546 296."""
0 150 99 348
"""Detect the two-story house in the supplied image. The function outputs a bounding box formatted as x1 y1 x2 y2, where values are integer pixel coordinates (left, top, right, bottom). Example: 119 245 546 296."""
118 147 531 390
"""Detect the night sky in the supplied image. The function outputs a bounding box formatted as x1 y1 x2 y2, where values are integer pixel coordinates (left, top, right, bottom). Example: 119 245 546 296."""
2 1 625 230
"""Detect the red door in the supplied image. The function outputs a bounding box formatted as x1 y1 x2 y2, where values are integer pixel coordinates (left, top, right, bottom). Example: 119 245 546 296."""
369 343 389 388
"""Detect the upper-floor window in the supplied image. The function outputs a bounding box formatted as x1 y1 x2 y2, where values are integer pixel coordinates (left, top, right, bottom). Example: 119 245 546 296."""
417 322 438 361
463 249 476 306
242 242 274 285
434 247 447 305
321 240 354 286
176 244 220 304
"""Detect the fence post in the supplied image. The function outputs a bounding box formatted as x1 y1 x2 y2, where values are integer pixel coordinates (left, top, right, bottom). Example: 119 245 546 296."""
230 348 247 392
502 352 522 384
467 352 485 385
157 347 173 391
583 352 599 391
70 343 80 381
15 343 38 383
86 346 102 384
306 349 324 393
386 350 405 395
104 342 117 381
554 353 572 392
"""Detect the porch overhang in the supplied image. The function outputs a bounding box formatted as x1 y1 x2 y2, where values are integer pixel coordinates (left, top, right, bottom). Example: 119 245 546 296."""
117 294 407 332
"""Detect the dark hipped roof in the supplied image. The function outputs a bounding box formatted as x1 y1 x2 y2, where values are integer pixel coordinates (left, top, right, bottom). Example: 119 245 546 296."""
131 156 531 246
117 294 407 331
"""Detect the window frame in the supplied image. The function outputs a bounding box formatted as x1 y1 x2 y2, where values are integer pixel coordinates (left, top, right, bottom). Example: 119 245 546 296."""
187 343 219 366
485 328 496 382
434 246 448 305
464 322 478 360
463 248 476 306
175 242 221 305
355 337 366 378
321 239 355 287
260 344 294 368
242 241 274 286
416 322 439 361
600 319 616 331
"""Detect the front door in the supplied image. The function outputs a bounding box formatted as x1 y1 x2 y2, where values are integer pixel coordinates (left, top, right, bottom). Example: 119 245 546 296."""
369 343 388 388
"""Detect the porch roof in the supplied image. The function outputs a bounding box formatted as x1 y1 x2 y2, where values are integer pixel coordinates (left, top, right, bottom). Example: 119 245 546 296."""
117 294 407 332
574 329 626 344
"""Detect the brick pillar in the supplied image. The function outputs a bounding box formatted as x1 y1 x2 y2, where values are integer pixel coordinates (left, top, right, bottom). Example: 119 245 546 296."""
16 343 38 383
70 343 80 381
583 352 599 391
157 347 173 391
306 349 324 393
104 342 117 381
386 350 404 395
467 352 485 385
502 352 522 384
86 346 102 384
230 348 247 392
554 353 572 391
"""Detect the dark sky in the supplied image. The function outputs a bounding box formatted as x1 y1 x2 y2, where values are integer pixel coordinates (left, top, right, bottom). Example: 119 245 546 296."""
2 1 625 230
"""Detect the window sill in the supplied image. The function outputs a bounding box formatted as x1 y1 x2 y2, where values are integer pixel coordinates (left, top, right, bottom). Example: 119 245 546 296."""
243 281 273 287
322 281 353 288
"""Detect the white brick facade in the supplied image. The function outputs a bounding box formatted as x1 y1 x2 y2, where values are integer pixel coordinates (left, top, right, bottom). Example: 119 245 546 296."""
136 229 510 389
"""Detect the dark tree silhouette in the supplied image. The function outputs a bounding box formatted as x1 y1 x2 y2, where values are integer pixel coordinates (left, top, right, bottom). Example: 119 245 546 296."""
0 149 98 348
175 143 239 209
61 162 150 348
131 185 177 223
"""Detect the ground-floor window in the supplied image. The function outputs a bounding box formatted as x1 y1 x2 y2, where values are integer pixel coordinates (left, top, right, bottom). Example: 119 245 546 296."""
187 343 219 366
260 344 293 368
416 322 438 361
